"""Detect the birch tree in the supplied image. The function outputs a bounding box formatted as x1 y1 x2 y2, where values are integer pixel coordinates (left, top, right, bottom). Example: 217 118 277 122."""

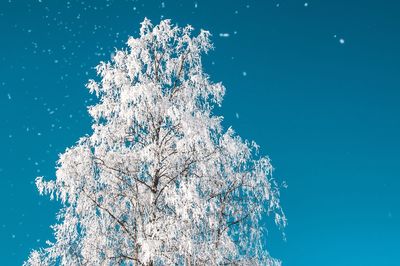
25 19 286 266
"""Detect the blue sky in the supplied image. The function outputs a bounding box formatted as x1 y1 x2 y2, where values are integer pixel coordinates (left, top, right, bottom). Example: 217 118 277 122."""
0 0 399 265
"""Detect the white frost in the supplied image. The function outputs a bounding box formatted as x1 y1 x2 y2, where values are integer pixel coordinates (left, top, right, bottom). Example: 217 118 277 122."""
25 19 285 266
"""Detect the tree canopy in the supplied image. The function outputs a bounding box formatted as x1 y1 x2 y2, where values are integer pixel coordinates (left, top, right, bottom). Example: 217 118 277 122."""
25 19 286 266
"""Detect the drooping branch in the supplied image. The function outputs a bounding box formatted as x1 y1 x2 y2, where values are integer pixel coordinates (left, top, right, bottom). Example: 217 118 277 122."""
93 156 153 192
81 188 136 242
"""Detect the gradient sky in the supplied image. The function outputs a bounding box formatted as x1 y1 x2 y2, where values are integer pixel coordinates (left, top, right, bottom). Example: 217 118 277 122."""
1 0 399 265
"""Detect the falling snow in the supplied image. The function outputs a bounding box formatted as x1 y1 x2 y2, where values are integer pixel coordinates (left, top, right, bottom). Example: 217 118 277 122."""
1 1 395 265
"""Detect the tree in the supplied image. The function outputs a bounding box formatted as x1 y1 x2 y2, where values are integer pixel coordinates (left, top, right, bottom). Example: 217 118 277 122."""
25 19 286 266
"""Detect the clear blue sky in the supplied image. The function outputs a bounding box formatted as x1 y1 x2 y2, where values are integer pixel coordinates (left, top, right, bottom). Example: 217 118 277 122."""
0 1 399 265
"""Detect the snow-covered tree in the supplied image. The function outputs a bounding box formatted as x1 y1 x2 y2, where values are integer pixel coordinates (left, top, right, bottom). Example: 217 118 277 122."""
25 19 286 266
